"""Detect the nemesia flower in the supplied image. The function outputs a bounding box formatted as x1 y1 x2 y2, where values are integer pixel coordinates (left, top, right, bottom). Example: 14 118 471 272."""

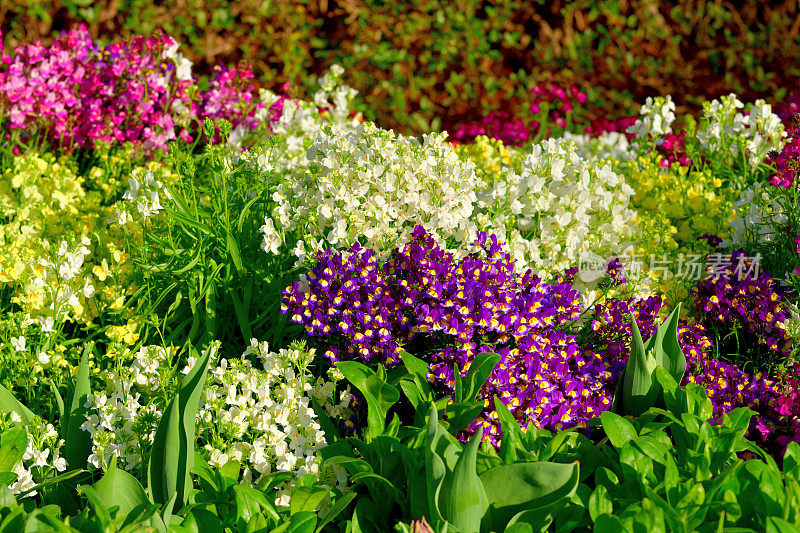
284 226 787 444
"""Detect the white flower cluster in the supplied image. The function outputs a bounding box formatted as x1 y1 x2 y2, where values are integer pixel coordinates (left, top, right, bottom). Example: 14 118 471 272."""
4 417 67 497
481 138 638 277
111 168 172 225
626 95 676 144
696 93 786 168
251 65 362 174
264 122 483 260
81 345 175 470
193 340 350 486
560 131 635 161
723 182 789 248
161 40 194 84
16 234 96 329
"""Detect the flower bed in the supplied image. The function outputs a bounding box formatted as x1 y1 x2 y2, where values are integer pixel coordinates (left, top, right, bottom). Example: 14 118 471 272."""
0 28 797 531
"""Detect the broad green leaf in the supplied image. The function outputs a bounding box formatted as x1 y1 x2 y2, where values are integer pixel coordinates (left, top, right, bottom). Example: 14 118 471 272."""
147 342 214 508
784 442 800 479
443 402 483 435
88 456 151 518
64 343 93 470
336 361 399 439
600 411 638 450
290 486 328 514
588 485 613 521
440 428 487 533
479 461 579 531
181 508 223 533
463 352 500 403
505 509 552 533
401 351 430 382
0 427 27 473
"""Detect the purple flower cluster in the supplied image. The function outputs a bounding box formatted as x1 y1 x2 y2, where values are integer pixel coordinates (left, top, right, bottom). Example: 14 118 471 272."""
283 227 791 443
582 293 785 439
196 63 262 134
692 250 793 359
0 25 265 152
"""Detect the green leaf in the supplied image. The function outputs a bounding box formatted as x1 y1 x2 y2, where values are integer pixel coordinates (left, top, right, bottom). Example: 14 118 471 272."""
48 380 64 420
444 402 483 436
87 456 151 518
0 427 27 473
659 305 685 381
230 292 253 342
425 403 459 525
600 411 638 450
64 343 93 470
315 492 357 532
765 517 800 533
462 352 500 403
479 461 579 530
613 306 685 417
147 342 214 508
400 351 430 381
588 485 613 521
226 230 243 274
0 384 34 425
783 441 800 479
440 428 487 533
79 485 113 527
453 364 464 403
494 396 523 464
290 486 327 514
336 361 400 439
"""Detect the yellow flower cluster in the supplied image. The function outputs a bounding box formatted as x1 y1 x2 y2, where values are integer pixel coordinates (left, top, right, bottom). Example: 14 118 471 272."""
0 151 167 327
454 135 524 184
623 155 737 249
613 155 739 308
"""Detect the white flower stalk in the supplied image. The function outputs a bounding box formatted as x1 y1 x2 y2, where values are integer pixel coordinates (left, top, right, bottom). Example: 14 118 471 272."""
696 93 786 168
723 183 788 248
560 131 635 161
111 169 172 225
627 96 676 145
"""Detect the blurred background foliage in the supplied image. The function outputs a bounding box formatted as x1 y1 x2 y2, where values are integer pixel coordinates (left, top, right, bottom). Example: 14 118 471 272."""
2 0 800 134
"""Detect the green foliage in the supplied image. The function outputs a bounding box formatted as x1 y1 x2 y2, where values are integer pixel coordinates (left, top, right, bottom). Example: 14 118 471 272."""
147 343 213 509
324 355 579 532
127 135 300 352
612 305 686 417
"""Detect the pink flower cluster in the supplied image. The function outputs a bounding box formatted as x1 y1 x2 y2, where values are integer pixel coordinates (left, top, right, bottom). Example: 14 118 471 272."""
584 115 637 137
528 82 587 132
0 25 265 152
657 131 693 167
769 119 799 189
451 82 589 146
